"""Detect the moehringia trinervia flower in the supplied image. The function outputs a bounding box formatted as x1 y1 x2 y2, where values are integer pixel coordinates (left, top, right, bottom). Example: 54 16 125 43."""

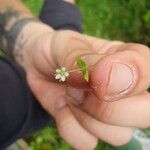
55 67 69 82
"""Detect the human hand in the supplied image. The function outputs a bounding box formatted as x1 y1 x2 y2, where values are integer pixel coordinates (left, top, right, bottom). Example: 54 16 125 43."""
15 23 150 149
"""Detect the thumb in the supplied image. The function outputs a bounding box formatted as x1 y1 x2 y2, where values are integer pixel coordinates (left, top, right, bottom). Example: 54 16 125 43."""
91 44 150 101
51 30 103 87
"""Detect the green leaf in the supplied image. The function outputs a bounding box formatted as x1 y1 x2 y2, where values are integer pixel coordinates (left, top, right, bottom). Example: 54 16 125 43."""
75 55 89 82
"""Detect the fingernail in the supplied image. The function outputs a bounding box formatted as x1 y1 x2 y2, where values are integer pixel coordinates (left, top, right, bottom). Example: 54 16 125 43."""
55 97 67 110
106 63 134 96
67 87 85 104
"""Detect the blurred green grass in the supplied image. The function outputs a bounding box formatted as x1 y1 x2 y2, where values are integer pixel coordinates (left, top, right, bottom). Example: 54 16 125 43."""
21 0 150 150
22 0 44 16
78 0 150 45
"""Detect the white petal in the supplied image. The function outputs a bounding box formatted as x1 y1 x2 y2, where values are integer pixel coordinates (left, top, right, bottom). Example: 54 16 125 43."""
61 67 66 71
55 74 61 79
64 72 69 77
56 69 61 73
61 76 66 82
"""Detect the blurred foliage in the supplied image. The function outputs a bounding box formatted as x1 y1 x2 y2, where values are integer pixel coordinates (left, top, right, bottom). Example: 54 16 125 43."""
26 125 115 150
22 0 44 16
21 0 150 46
19 0 150 149
78 0 150 46
26 125 71 150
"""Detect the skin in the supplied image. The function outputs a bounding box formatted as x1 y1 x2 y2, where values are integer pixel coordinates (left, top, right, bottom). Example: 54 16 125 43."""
64 0 75 3
0 0 150 149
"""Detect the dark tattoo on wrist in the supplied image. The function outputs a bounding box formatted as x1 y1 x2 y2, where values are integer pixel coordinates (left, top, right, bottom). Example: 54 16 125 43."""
0 8 39 59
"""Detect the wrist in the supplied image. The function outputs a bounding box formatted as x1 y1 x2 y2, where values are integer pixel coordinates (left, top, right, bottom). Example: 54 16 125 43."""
0 8 54 59
14 21 54 52
14 21 55 74
13 21 54 64
0 8 32 52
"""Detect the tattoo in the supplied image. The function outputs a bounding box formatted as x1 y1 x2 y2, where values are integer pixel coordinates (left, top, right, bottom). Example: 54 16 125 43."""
0 8 38 59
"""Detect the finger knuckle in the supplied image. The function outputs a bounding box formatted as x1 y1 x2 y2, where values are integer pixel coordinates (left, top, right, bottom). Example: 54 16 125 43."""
126 43 149 50
80 114 91 126
96 101 114 122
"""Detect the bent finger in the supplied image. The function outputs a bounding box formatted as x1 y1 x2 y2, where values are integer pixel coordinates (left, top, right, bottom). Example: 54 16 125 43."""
70 105 133 146
81 92 150 128
54 97 97 150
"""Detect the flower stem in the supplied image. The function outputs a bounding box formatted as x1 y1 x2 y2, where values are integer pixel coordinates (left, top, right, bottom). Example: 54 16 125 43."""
68 64 94 73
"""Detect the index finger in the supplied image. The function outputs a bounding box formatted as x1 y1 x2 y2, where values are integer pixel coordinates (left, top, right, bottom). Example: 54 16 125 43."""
51 30 123 88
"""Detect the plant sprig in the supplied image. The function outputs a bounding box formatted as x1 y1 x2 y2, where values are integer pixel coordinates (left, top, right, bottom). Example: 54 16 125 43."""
54 55 90 82
75 55 89 82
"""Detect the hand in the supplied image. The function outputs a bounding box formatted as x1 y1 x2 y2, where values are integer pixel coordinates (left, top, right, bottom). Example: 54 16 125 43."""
16 23 150 150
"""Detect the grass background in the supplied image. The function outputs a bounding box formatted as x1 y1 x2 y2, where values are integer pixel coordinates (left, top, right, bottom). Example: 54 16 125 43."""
21 0 150 149
22 0 150 45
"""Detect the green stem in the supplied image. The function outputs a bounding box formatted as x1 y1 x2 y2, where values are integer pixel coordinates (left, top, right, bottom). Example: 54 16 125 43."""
68 64 94 73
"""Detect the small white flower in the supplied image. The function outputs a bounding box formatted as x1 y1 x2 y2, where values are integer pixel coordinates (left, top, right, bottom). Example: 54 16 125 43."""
60 76 65 82
55 74 61 79
55 67 69 82
61 67 66 72
56 69 61 73
64 72 69 77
